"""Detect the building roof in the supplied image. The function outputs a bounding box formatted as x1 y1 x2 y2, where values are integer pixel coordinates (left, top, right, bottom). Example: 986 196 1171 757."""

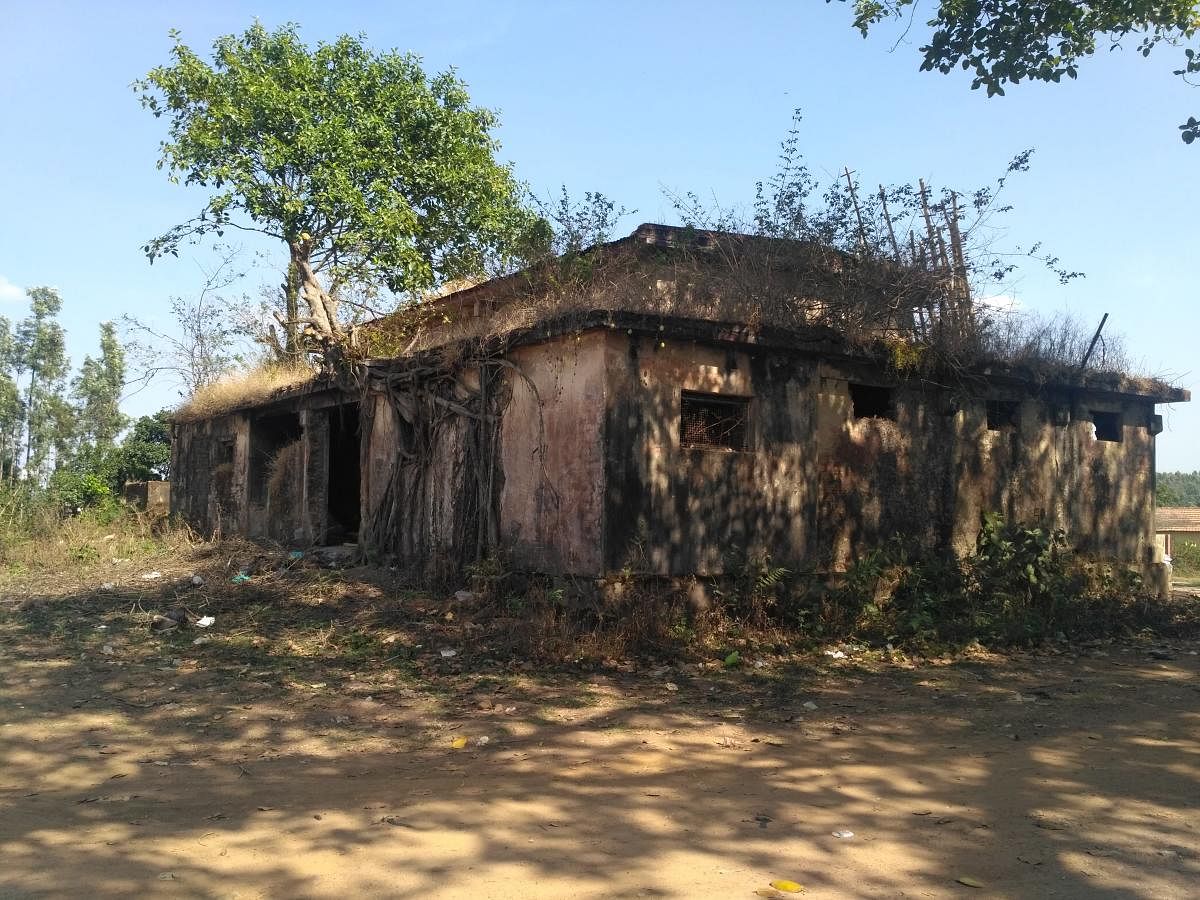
1156 507 1200 532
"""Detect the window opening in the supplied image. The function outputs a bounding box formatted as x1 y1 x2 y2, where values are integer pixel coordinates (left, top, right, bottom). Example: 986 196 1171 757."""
249 412 302 503
850 383 893 420
987 400 1020 431
680 391 749 450
1092 410 1121 443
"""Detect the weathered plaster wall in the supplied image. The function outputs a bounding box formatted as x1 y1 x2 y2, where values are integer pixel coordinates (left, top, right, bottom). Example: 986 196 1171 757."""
603 332 1160 577
499 332 608 574
170 413 246 537
604 333 813 575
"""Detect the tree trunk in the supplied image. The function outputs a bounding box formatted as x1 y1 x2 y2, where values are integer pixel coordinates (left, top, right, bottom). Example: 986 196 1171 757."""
23 367 37 474
284 261 301 357
289 243 341 345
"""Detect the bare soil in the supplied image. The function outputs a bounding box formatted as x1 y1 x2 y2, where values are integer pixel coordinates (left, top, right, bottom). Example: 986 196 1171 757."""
1 543 1198 898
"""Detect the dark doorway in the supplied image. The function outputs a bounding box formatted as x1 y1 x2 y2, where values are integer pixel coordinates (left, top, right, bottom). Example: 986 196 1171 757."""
326 403 361 544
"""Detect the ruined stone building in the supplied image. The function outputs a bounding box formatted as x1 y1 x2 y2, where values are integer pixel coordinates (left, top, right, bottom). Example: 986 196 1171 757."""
171 224 1187 585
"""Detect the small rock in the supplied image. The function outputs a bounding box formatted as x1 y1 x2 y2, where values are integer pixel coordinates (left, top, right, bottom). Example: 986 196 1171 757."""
802 700 818 711
664 682 679 692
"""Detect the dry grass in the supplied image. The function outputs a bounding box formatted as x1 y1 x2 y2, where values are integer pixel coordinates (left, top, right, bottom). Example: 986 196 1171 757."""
175 363 315 423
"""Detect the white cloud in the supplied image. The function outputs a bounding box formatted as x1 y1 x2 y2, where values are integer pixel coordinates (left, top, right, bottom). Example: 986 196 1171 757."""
0 275 24 304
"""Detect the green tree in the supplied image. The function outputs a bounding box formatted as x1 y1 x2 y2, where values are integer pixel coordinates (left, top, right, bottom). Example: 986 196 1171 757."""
135 22 537 354
112 410 172 483
1158 470 1200 505
0 316 23 480
71 322 128 453
841 1 1200 142
14 287 71 479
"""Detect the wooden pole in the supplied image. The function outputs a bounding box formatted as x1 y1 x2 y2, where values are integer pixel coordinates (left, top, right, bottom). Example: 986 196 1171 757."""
1079 313 1110 371
879 185 901 260
844 167 868 252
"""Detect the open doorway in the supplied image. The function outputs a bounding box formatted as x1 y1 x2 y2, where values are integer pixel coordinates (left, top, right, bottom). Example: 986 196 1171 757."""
325 403 361 544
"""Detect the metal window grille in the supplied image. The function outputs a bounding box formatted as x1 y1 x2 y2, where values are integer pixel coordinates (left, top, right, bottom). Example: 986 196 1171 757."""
680 391 749 450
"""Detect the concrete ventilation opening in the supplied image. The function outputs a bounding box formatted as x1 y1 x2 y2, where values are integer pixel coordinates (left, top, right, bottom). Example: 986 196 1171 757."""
680 391 749 450
326 403 361 543
249 412 302 503
850 383 894 420
1092 410 1122 443
987 400 1020 430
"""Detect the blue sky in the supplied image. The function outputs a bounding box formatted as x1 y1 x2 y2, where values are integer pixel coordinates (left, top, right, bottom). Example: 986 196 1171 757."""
1 1 1196 469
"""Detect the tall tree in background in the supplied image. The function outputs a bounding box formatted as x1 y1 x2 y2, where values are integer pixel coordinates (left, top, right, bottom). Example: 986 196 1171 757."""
14 288 70 479
840 1 1200 143
71 322 128 453
135 22 539 357
0 316 23 480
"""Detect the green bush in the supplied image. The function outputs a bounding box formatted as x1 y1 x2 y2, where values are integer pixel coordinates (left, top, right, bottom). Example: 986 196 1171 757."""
1173 540 1200 576
807 514 1151 648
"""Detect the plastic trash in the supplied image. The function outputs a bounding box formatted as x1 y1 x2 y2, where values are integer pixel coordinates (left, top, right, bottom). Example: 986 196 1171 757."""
439 648 458 659
831 830 854 839
190 575 204 586
824 649 847 659
231 572 251 584
769 881 804 893
195 616 215 628
102 644 115 655
192 636 211 645
803 700 818 711
450 736 469 749
289 550 304 560
100 582 115 592
140 571 162 581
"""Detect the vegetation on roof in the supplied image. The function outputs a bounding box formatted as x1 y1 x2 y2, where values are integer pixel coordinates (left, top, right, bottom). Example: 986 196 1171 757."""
173 363 315 423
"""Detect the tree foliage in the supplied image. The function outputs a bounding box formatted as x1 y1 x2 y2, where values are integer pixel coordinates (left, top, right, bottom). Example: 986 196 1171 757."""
840 1 1200 142
71 321 128 452
1157 470 1200 505
135 22 539 353
13 288 71 479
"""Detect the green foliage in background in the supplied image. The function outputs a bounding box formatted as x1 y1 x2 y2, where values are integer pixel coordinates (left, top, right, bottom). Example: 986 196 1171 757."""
1157 471 1200 506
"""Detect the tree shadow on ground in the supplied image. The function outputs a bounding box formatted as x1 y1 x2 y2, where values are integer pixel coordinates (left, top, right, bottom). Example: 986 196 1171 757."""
1 570 1198 898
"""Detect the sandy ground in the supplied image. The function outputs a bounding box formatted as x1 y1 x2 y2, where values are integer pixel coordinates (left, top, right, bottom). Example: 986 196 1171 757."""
1 562 1198 898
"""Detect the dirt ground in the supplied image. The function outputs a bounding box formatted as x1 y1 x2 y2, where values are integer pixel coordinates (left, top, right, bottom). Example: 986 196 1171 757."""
1 544 1198 899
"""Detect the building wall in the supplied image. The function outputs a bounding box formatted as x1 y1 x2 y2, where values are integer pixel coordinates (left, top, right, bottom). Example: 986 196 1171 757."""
602 332 1160 577
172 333 1163 583
499 332 608 574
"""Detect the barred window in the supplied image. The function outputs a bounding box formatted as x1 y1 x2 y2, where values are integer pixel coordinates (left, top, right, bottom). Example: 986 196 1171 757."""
680 391 749 450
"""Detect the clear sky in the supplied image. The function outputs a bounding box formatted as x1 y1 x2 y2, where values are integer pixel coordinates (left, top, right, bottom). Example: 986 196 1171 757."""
1 1 1196 469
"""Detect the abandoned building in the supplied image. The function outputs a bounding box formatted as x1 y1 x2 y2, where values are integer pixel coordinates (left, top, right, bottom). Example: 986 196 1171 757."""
171 224 1188 587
